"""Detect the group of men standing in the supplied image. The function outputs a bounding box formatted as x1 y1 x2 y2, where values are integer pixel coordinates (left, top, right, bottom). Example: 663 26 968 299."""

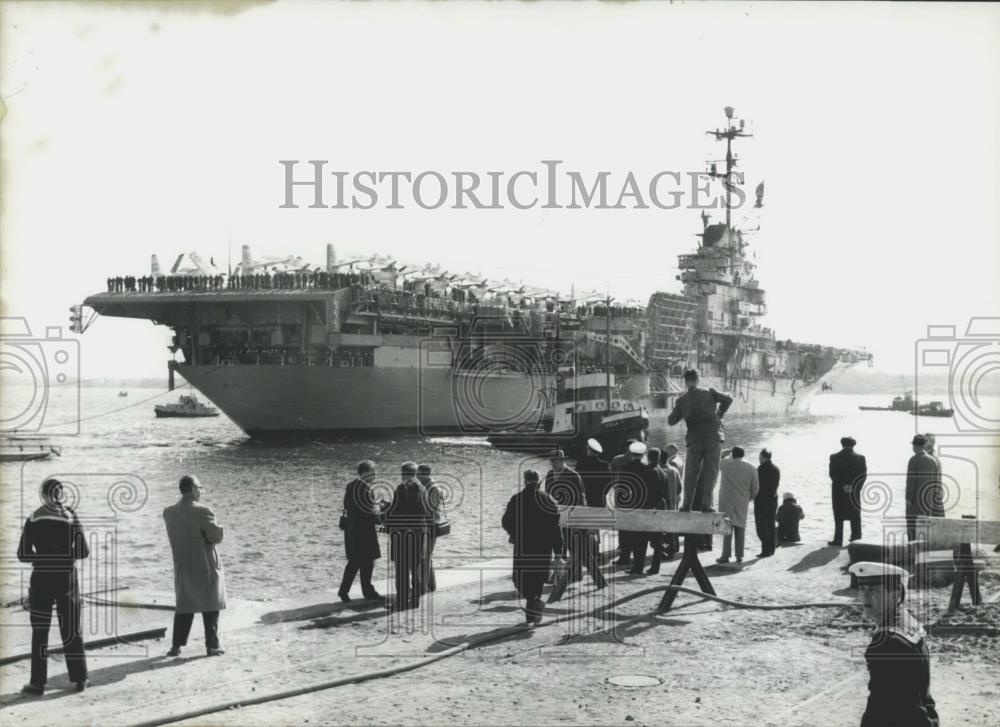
827 432 945 546
338 461 448 611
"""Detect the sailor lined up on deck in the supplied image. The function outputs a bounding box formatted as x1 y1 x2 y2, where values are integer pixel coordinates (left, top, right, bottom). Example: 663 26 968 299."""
667 368 733 512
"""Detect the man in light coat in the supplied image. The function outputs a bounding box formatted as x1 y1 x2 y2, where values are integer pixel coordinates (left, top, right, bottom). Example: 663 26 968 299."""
163 475 227 656
716 447 759 564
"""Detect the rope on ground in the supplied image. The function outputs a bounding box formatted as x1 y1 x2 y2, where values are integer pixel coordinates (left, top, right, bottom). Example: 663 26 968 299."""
122 585 853 727
82 595 175 611
0 627 166 667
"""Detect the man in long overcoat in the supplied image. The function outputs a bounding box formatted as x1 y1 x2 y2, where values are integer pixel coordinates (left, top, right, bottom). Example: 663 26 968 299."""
906 435 944 541
754 448 781 557
717 446 760 564
829 436 868 546
163 475 226 656
339 460 385 602
502 469 564 624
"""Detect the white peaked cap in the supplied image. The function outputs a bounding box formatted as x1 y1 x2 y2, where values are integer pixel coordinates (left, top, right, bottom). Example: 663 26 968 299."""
628 441 647 455
849 561 911 584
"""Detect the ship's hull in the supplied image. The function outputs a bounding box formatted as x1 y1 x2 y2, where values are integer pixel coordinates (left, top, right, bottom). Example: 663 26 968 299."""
178 358 856 438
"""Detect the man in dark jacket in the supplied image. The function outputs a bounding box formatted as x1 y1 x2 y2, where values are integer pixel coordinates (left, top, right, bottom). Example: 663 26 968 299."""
642 448 672 575
617 443 667 574
339 460 385 602
829 436 868 546
546 449 603 587
385 461 432 610
906 435 944 541
667 369 733 512
17 478 89 695
502 469 564 624
755 449 780 557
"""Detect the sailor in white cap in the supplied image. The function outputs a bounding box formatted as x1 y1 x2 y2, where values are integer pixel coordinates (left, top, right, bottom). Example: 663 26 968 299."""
848 562 939 727
577 439 610 509
616 440 653 573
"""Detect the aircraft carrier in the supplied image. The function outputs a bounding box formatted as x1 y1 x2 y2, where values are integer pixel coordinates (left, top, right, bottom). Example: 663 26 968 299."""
79 107 872 439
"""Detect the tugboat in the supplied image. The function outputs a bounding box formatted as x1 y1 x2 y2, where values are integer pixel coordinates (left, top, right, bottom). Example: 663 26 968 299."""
0 435 62 462
488 371 650 457
859 392 916 412
154 394 220 418
912 401 954 418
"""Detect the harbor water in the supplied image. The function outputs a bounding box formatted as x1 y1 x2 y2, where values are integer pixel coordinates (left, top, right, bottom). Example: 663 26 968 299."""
2 386 998 603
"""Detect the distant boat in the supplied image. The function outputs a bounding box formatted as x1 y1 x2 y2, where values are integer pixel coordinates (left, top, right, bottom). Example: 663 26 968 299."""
118 391 128 397
154 394 220 418
859 391 916 412
0 436 62 462
911 401 954 418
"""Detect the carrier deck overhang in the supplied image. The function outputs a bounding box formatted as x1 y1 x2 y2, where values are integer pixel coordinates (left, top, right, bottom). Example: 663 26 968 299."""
83 289 339 320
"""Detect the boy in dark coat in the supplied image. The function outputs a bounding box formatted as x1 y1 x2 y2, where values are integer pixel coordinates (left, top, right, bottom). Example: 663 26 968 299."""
776 492 804 544
17 478 89 695
502 469 564 624
850 562 939 727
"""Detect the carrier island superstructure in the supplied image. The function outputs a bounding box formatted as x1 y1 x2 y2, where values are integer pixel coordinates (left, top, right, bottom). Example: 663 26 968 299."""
79 108 871 438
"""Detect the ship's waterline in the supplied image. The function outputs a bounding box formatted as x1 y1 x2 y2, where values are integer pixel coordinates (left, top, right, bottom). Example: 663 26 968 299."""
179 361 852 437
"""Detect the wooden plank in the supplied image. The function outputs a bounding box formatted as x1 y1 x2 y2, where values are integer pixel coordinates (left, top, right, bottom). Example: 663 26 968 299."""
559 506 732 535
919 518 1000 549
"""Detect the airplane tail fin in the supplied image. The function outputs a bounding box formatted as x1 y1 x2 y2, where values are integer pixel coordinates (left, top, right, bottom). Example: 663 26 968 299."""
170 253 185 275
151 254 161 277
189 251 215 276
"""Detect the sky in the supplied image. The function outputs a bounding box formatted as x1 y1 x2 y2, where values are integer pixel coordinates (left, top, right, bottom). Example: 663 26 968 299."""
1 1 998 380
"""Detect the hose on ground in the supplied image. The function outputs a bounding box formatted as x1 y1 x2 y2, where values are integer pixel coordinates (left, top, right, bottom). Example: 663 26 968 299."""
0 628 167 667
122 584 853 727
82 595 175 611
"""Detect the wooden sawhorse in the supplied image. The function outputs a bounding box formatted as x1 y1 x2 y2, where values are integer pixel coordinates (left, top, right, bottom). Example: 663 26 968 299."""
559 507 732 612
918 517 1000 612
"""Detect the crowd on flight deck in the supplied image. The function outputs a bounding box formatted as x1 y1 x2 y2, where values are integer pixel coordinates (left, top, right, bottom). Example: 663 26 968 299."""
105 269 375 293
103 271 647 320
